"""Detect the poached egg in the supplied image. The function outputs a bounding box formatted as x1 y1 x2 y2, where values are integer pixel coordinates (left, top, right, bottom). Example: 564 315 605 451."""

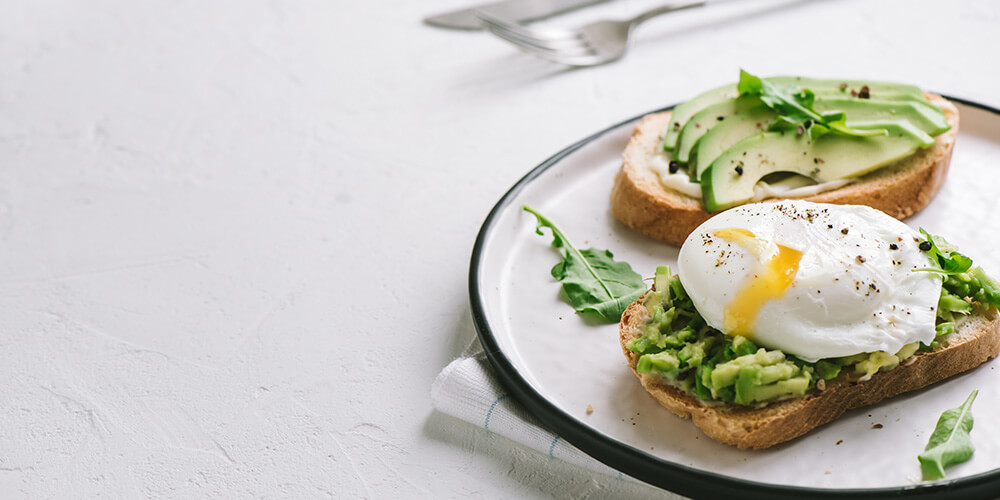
677 200 942 362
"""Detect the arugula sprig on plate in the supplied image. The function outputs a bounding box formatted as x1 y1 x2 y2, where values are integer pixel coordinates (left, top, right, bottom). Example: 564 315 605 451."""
523 206 645 322
919 390 978 480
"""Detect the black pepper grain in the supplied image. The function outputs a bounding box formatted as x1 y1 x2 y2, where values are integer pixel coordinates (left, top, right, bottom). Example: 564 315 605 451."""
889 243 898 250
919 241 932 251
859 85 870 99
668 160 680 174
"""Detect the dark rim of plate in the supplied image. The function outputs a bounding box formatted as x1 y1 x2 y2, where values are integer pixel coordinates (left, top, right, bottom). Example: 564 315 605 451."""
468 96 1000 500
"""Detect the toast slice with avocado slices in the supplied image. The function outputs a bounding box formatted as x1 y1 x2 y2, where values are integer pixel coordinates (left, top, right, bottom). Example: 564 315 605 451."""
618 286 1000 450
610 92 959 247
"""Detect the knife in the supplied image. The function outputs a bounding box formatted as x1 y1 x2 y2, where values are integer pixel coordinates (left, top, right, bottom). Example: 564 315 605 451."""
424 0 612 31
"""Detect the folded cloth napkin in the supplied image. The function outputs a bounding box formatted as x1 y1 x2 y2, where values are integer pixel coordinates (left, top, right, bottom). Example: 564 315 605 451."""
431 343 630 480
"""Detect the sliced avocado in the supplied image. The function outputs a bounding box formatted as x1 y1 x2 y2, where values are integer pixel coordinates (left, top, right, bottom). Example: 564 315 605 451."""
689 97 946 181
664 77 925 150
690 105 777 181
768 76 923 100
664 83 738 151
675 95 763 164
813 98 950 135
850 119 935 146
701 121 931 212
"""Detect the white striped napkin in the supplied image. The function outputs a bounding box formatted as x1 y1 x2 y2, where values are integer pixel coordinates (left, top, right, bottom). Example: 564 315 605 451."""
431 348 633 480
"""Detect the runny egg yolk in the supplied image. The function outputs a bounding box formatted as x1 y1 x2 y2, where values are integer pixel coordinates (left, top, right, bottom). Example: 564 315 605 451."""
713 229 803 338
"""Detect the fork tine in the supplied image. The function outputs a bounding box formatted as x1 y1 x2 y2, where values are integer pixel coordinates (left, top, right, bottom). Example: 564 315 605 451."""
476 11 579 42
482 23 607 66
478 15 595 57
484 26 593 54
484 35 592 65
481 18 587 49
482 21 596 58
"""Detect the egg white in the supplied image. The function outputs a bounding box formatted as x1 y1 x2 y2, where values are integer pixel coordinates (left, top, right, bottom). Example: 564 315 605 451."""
677 200 942 362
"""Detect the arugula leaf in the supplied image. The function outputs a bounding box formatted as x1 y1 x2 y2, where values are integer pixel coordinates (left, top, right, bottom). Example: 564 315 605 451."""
759 82 821 124
523 205 645 322
918 228 973 275
918 390 978 481
736 69 762 95
915 230 1000 313
737 69 887 139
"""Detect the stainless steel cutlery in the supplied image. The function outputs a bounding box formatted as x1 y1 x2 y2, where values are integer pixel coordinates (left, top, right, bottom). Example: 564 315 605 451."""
478 2 705 66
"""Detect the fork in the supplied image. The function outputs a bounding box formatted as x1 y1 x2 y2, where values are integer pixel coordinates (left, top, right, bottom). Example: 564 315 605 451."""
479 1 707 66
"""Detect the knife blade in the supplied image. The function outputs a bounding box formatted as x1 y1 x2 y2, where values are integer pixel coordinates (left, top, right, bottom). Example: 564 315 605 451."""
424 0 612 31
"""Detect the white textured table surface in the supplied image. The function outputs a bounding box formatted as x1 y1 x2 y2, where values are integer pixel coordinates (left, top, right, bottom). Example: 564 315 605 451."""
2 1 999 498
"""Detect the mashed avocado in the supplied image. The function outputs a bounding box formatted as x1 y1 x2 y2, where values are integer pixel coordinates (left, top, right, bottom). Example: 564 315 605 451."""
628 257 1000 406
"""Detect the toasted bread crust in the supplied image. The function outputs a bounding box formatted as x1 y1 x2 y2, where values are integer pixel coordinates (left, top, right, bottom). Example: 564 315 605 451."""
619 290 1000 449
610 94 960 246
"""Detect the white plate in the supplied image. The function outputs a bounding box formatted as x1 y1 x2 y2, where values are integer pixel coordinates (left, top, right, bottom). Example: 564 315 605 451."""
470 98 1000 499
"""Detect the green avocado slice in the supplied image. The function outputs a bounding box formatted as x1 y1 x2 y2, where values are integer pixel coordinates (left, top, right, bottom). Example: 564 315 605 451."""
664 77 925 151
813 98 950 135
689 97 946 182
701 121 933 212
689 105 778 181
675 95 763 165
664 83 738 152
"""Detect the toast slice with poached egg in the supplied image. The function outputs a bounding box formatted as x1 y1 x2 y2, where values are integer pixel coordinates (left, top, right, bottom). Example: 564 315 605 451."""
619 290 999 450
619 201 1000 449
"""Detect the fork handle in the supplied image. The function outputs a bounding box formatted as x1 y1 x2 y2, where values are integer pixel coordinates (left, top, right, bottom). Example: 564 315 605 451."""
629 1 707 25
